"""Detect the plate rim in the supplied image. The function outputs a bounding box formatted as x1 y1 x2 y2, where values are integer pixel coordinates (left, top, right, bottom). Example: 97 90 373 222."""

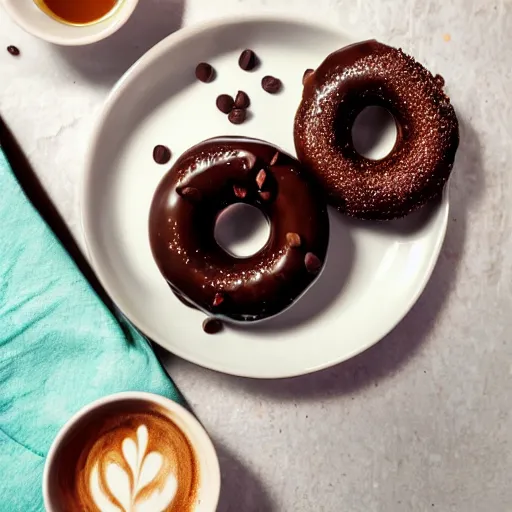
81 14 450 379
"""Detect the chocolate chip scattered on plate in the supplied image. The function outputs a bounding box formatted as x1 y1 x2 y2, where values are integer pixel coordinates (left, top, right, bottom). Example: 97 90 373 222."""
228 108 246 125
238 49 258 71
216 94 234 114
203 318 224 334
234 90 250 109
195 62 215 83
7 45 20 57
153 145 171 164
262 75 282 94
202 318 223 335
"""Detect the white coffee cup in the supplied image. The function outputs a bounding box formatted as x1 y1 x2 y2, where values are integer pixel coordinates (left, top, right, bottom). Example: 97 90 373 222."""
1 0 139 46
43 392 220 512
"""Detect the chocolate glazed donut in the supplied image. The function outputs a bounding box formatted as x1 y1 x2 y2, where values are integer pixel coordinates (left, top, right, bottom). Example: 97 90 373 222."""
149 137 329 322
295 40 459 220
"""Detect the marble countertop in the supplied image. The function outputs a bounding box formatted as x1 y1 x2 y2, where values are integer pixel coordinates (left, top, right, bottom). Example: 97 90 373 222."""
1 1 511 510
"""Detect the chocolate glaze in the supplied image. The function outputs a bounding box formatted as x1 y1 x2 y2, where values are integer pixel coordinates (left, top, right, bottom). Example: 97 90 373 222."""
149 137 329 322
294 40 459 220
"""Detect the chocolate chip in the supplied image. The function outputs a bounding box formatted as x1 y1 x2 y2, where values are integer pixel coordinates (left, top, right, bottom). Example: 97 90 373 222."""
195 62 215 83
234 90 250 109
153 145 171 164
238 49 257 71
233 185 247 199
286 232 301 248
178 187 202 202
262 76 282 94
256 169 266 189
202 318 223 335
303 68 314 84
228 108 246 125
213 292 224 307
7 45 20 57
305 252 322 274
216 94 234 114
258 191 272 201
269 151 280 166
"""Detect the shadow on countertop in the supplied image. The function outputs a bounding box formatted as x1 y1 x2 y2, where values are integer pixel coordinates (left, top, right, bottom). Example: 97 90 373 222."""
54 0 185 86
231 114 485 399
215 443 277 512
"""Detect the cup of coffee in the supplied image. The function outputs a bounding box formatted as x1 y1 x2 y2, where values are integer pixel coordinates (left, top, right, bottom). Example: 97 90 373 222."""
1 0 139 46
43 392 220 511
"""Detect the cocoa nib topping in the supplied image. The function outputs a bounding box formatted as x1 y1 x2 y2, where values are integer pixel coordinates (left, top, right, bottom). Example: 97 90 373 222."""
256 169 267 189
213 292 225 307
233 185 247 199
286 232 301 248
305 252 322 274
244 153 257 171
269 151 280 166
177 186 202 202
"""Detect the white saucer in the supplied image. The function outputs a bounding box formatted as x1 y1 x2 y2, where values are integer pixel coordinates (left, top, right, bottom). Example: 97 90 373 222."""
82 15 449 379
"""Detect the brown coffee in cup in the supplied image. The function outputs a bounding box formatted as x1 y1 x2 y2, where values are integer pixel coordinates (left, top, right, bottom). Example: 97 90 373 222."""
46 399 200 512
34 0 120 26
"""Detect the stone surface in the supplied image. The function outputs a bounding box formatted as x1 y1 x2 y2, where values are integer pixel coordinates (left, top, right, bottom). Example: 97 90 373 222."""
1 1 511 511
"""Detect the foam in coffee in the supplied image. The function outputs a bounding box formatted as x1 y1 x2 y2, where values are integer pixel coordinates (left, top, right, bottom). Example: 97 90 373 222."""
48 400 199 512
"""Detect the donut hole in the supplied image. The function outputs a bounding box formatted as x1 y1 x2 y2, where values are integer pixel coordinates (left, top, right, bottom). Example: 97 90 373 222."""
214 203 270 258
351 106 397 160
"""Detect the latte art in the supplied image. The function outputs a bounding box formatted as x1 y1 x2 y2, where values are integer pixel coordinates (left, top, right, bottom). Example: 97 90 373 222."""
89 425 178 512
51 402 199 512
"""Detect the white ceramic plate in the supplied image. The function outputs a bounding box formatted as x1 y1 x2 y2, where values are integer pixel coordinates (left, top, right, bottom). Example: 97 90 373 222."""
83 15 449 379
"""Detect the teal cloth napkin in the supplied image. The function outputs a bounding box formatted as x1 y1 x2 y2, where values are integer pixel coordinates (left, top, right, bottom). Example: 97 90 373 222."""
0 146 182 511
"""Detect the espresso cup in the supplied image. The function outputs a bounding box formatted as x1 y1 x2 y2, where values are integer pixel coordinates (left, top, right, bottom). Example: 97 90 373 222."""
43 392 220 512
1 0 139 46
